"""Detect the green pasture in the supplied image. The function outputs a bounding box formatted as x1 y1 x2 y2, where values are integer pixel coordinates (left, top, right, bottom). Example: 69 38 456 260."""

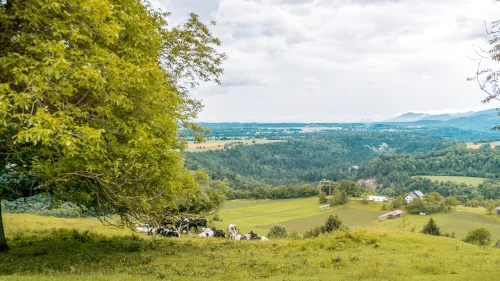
216 198 500 241
413 175 485 187
3 200 500 280
2 214 500 281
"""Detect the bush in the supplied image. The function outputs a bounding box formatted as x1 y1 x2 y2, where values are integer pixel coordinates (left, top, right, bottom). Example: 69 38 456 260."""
463 227 492 246
495 240 500 248
267 225 288 238
319 192 327 204
303 215 344 239
288 231 301 240
421 218 441 236
303 226 325 239
324 215 343 233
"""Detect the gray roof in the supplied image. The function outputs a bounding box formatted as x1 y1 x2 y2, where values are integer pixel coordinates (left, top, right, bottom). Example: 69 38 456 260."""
407 190 424 199
389 210 403 216
414 190 424 198
496 206 500 210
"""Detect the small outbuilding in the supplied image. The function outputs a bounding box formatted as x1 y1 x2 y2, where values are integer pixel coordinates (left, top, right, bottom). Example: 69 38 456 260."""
496 206 500 215
378 210 405 221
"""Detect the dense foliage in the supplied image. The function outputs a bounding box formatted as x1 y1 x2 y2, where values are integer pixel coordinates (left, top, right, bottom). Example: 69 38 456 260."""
463 227 492 246
359 146 500 199
266 225 288 239
186 132 456 189
421 218 441 236
0 0 226 251
224 183 317 200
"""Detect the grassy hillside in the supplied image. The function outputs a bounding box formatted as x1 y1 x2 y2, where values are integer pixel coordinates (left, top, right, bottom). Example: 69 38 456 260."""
413 176 486 187
2 212 500 281
213 197 500 241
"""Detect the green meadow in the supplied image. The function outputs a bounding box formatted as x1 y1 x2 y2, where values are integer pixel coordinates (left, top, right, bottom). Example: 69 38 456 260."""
212 197 500 241
413 176 486 187
2 198 500 280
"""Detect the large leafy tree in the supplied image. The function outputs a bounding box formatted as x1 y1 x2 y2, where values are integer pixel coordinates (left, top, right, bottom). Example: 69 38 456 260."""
0 0 226 251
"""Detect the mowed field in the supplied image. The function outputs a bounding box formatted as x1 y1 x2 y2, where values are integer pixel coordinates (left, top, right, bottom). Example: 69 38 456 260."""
214 197 500 241
413 175 485 187
185 138 282 152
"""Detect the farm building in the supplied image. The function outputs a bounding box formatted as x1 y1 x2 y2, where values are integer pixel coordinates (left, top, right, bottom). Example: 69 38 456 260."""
378 210 405 221
365 195 388 202
405 190 424 203
496 207 500 215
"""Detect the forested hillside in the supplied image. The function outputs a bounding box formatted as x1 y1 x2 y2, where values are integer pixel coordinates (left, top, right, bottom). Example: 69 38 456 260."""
358 145 500 199
186 132 456 188
359 145 500 180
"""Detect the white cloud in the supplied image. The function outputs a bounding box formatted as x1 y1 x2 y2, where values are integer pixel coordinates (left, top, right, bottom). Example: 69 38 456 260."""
154 0 500 122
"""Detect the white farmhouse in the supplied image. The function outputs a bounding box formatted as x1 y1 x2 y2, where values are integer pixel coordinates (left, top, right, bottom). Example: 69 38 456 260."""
405 190 424 203
367 195 388 202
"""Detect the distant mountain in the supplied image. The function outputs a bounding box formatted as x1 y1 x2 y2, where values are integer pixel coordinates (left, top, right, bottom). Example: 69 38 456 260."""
420 111 474 121
359 118 374 123
384 108 500 132
387 112 429 122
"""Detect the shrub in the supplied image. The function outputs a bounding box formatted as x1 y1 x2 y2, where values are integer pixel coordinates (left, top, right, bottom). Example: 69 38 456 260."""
304 215 344 239
267 225 288 238
303 226 325 239
319 192 327 204
464 227 492 246
288 231 301 240
421 218 441 236
324 215 343 233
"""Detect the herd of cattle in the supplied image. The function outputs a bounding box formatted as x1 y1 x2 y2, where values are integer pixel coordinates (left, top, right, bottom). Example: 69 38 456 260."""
135 218 268 240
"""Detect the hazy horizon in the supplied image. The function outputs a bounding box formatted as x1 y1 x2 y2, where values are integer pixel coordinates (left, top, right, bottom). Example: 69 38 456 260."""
153 0 500 122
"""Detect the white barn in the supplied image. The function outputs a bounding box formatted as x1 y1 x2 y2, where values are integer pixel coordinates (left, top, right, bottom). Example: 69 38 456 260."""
366 195 389 202
405 190 424 203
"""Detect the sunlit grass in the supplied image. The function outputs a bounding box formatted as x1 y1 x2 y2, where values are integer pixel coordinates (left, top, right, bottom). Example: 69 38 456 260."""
1 223 500 281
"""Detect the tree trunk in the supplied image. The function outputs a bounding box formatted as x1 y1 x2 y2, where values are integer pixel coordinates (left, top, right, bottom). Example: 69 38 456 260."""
0 202 9 252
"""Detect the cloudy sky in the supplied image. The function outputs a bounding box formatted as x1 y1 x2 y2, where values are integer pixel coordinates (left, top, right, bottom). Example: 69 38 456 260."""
151 0 500 122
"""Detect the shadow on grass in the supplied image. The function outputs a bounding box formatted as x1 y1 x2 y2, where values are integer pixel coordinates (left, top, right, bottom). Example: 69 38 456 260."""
0 229 171 276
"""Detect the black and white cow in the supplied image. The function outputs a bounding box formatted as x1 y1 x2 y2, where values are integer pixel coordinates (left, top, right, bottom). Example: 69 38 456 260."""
228 224 238 240
158 227 181 238
189 218 208 233
248 231 261 240
212 228 226 238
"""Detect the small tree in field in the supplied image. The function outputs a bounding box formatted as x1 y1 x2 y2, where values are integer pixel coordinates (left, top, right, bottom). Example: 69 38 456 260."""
267 225 288 238
464 227 492 246
421 218 441 236
319 192 328 204
324 214 343 233
391 196 405 209
485 204 495 214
